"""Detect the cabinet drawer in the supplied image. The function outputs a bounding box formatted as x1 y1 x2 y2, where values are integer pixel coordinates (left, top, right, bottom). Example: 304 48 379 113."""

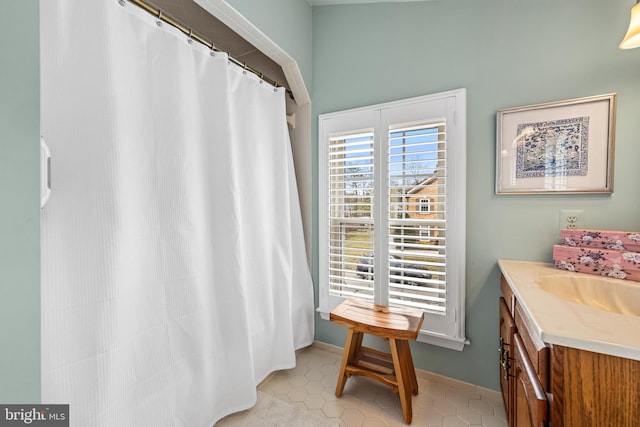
514 300 550 390
514 333 549 427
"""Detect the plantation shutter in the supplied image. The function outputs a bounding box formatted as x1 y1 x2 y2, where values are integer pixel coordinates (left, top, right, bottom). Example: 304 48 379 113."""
319 89 467 350
387 122 447 313
327 131 375 301
326 123 448 313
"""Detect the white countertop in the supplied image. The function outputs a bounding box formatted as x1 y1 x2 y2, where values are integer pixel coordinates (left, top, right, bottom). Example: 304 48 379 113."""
498 260 640 361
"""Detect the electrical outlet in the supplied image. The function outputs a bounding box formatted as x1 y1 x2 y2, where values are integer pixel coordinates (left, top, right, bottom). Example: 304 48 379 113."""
560 209 585 230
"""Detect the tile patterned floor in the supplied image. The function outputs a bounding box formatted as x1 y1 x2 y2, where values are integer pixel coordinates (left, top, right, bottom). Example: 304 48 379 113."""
258 344 507 427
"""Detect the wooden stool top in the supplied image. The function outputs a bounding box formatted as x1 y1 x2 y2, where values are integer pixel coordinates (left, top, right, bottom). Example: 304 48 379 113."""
330 298 424 340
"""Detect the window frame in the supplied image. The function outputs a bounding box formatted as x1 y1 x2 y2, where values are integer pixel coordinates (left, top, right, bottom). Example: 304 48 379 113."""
318 89 468 351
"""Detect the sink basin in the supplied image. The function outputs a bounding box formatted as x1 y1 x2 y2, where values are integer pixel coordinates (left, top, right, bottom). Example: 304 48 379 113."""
537 274 640 316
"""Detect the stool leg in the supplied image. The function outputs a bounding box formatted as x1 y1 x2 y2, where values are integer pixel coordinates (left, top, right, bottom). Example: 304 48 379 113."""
336 329 362 397
400 340 419 395
390 338 413 424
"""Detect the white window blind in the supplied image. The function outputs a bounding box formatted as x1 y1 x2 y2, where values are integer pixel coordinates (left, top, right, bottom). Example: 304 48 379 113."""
388 123 446 313
319 89 467 350
328 132 375 301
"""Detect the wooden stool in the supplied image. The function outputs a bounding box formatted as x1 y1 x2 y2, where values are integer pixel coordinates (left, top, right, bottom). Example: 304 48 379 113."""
330 298 424 424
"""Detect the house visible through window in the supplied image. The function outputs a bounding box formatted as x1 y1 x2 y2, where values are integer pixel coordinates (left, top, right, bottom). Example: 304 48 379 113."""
318 89 468 350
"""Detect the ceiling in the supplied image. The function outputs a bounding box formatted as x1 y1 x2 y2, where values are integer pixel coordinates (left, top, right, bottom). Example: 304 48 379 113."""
308 0 436 5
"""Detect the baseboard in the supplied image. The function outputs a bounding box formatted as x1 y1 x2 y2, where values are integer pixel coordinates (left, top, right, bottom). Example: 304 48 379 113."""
308 340 343 355
309 340 502 402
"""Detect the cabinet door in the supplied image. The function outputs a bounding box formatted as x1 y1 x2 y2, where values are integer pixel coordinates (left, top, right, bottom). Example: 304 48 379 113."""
514 333 548 427
499 297 515 425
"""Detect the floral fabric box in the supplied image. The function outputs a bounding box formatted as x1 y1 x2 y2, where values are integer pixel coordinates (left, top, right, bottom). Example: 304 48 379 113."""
553 244 640 282
560 229 640 252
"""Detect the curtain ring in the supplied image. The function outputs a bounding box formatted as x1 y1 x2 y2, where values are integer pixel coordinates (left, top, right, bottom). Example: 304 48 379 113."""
156 10 163 26
187 29 194 44
243 63 248 75
259 73 264 84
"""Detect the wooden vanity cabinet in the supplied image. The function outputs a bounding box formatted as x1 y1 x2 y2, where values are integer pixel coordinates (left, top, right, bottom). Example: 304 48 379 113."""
500 273 640 427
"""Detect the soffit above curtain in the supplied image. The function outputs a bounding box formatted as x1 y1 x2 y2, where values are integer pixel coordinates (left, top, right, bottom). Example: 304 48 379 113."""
151 0 290 93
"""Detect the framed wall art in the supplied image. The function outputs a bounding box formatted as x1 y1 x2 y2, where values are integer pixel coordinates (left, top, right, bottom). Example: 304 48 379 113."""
496 93 616 194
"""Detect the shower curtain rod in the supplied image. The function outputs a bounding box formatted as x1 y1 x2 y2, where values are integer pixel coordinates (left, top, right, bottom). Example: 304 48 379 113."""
124 0 294 100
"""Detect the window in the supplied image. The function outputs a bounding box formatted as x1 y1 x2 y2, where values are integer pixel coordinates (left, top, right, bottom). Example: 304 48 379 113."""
319 89 467 350
420 198 431 213
420 225 432 240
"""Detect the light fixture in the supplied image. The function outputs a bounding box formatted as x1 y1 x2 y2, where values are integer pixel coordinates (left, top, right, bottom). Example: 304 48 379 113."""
620 1 640 49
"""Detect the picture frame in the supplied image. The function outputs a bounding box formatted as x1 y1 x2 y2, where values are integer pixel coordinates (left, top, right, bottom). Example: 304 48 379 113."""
496 93 616 195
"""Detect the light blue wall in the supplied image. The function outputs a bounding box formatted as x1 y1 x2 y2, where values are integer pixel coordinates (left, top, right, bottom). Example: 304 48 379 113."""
225 0 313 92
0 1 40 402
312 0 640 390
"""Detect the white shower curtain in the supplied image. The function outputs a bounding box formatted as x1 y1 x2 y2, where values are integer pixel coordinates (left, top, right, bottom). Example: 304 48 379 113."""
40 1 314 426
